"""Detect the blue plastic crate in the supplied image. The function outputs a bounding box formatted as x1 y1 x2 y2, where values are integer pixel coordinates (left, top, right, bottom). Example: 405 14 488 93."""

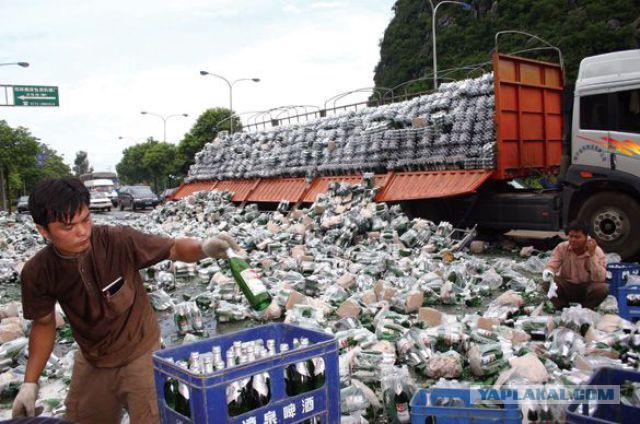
152 323 340 424
617 283 640 322
566 366 640 424
410 388 522 424
606 263 640 298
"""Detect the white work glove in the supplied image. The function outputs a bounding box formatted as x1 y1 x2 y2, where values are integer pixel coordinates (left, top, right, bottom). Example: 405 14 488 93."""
542 269 555 283
202 233 242 259
12 382 38 417
547 281 558 299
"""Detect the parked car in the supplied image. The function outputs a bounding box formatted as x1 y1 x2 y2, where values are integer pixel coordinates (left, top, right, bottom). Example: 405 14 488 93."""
16 196 29 213
117 186 160 211
89 191 112 212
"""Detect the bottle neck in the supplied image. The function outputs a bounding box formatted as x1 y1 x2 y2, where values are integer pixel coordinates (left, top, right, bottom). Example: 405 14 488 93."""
226 248 239 259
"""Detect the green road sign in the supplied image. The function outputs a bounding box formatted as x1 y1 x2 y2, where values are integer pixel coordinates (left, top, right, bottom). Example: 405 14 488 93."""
13 85 59 106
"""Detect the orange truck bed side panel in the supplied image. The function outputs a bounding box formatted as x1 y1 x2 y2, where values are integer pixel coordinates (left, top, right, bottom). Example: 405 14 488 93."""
493 53 564 180
214 179 257 202
170 181 216 199
246 178 309 202
301 175 389 203
375 170 493 202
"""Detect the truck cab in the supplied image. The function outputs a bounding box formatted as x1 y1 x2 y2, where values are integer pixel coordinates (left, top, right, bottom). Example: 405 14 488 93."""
563 50 640 258
84 179 119 206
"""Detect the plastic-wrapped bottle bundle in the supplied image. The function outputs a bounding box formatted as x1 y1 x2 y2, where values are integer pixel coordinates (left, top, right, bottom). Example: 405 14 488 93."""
184 73 498 183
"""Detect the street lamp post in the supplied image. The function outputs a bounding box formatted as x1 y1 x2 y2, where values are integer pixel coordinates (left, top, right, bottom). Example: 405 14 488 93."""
428 0 473 90
140 111 189 142
199 71 260 134
0 62 29 68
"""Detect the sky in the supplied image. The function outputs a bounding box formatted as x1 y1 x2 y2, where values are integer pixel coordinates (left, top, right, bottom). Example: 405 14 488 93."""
0 0 395 172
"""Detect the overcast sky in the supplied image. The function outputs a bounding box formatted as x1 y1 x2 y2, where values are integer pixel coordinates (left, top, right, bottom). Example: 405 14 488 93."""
1 0 395 172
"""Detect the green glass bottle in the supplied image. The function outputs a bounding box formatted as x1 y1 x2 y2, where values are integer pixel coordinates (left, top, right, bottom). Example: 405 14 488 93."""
175 362 191 417
393 382 411 424
163 358 178 411
226 248 272 311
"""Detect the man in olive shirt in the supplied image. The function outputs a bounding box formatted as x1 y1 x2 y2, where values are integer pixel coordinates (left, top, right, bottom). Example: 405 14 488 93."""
542 220 608 310
13 178 239 423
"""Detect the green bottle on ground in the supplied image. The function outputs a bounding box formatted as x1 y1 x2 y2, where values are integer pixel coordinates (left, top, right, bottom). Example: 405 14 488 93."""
226 248 272 311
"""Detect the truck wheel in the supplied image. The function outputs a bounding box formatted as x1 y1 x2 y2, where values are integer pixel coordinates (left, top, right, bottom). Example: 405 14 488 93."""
578 192 640 259
119 203 124 211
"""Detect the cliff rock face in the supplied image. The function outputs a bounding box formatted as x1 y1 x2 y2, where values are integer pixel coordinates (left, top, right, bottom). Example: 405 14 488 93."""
374 0 640 94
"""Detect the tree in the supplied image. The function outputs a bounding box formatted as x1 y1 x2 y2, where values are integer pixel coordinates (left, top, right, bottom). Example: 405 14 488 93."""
0 120 40 211
73 151 92 176
20 144 71 196
116 138 180 193
176 108 241 176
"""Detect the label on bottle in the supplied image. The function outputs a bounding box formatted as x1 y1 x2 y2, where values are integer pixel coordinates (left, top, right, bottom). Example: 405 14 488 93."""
178 382 190 399
226 381 241 402
312 357 325 375
481 354 498 365
254 374 270 397
396 402 410 422
240 269 268 295
192 315 203 331
296 361 311 377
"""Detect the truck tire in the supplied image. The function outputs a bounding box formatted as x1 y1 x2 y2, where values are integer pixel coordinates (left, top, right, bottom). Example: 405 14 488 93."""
119 202 124 211
577 192 640 259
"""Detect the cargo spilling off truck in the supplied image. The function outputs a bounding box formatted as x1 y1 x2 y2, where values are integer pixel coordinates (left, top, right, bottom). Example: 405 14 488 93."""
173 50 640 259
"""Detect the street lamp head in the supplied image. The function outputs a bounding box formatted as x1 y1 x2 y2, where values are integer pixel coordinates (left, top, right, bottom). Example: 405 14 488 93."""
17 62 29 68
199 70 209 76
252 78 260 82
182 113 189 117
140 111 147 115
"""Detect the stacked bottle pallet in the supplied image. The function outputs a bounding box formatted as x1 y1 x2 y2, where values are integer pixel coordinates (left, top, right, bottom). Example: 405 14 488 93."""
153 323 340 423
186 73 495 183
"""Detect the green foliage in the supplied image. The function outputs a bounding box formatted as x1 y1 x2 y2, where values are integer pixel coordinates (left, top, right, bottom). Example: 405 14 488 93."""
176 108 241 175
375 0 640 96
116 138 180 193
72 151 92 176
0 122 70 205
19 144 71 194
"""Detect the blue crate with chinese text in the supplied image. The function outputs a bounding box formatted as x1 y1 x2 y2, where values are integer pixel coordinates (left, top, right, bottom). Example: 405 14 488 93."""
606 263 640 298
153 323 340 424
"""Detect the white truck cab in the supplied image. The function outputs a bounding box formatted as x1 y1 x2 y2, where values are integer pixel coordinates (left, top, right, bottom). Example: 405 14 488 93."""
84 179 118 206
572 49 640 178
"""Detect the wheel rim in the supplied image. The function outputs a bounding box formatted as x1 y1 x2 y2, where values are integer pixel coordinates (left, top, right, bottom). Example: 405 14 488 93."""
592 208 628 243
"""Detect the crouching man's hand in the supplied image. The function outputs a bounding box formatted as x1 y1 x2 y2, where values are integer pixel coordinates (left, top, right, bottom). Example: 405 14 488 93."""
542 269 555 283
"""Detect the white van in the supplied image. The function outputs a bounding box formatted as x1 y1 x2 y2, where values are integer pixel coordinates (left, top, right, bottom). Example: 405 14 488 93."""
84 179 118 206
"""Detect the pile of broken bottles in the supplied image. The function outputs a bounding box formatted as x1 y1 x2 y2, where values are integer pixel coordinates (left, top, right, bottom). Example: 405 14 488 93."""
0 181 639 422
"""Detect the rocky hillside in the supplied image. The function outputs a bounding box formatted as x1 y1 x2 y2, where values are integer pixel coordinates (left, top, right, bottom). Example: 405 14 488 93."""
374 0 640 94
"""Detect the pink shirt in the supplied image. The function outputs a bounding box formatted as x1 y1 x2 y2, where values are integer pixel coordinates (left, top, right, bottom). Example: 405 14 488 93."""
546 241 606 284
